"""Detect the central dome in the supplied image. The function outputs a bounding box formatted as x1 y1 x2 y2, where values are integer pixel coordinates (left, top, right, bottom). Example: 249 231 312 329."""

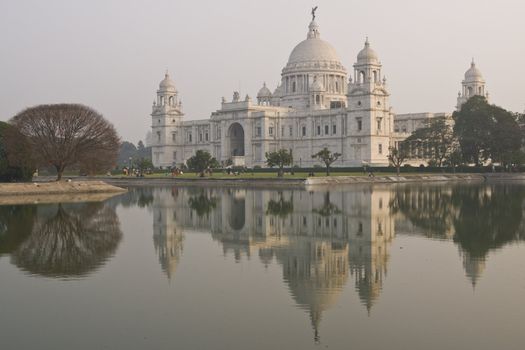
288 39 341 65
286 21 342 67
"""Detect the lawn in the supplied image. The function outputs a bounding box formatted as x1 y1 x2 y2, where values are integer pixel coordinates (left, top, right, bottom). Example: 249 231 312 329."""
138 170 425 180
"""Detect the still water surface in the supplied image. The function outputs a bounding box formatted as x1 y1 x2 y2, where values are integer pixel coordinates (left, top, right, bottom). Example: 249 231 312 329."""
1 183 525 349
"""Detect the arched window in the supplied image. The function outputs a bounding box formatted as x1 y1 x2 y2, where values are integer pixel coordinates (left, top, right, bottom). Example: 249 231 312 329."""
468 87 473 96
316 95 320 104
373 71 378 82
359 71 365 83
335 81 339 92
292 81 296 93
478 86 482 94
169 96 174 105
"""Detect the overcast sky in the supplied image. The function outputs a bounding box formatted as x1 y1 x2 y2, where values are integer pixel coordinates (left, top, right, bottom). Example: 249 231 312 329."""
1 0 524 143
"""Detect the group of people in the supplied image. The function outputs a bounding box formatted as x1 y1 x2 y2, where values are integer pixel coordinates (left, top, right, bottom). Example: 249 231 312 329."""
122 167 143 177
170 167 184 176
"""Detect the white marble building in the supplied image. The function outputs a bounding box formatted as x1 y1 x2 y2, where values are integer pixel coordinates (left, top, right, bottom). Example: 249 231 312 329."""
150 17 488 169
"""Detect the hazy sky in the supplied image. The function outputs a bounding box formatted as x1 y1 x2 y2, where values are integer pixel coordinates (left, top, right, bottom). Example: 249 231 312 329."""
1 0 524 143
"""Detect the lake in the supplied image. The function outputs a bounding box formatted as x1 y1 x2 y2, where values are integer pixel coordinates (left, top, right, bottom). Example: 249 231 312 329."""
1 182 525 349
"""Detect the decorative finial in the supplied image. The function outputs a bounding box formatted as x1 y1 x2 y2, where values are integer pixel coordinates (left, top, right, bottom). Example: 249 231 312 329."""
471 57 475 67
365 36 370 46
311 6 318 21
165 68 169 77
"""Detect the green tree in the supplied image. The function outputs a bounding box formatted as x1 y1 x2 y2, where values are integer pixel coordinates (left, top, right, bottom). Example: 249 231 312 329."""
453 96 521 167
117 141 137 167
133 157 154 175
404 119 456 167
311 148 341 176
0 121 34 182
444 148 463 173
265 149 293 177
186 150 218 177
453 96 493 165
489 105 522 168
136 140 152 160
388 144 408 176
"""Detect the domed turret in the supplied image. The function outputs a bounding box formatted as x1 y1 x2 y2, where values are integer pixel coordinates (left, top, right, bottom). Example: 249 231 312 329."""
159 72 177 93
351 38 383 85
457 59 488 110
464 59 484 82
257 82 273 106
257 82 272 98
357 38 379 64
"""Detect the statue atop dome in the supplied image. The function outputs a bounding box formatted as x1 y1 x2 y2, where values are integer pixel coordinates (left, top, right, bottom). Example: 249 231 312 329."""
311 6 318 21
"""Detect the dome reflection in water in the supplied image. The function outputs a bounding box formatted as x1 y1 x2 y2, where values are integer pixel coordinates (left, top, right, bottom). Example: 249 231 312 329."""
142 183 525 341
2 183 525 348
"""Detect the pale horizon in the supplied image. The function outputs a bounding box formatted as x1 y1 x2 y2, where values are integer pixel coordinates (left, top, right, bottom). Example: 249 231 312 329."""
1 0 524 144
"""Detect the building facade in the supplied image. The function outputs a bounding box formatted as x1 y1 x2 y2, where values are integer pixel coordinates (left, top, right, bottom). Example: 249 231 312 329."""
150 17 488 169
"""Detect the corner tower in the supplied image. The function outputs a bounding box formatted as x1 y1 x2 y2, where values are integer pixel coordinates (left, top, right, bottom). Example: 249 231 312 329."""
456 59 488 110
347 39 393 166
151 71 184 167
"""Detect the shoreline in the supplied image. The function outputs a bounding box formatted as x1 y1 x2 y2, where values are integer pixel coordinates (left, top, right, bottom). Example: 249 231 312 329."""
3 173 521 194
39 173 525 188
0 180 127 197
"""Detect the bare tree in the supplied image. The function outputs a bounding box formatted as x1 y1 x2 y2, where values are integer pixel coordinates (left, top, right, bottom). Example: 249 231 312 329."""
10 104 120 180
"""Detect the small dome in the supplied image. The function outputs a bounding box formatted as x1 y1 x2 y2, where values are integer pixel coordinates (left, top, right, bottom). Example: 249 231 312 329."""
310 78 325 92
159 72 177 92
464 60 484 82
257 82 272 98
273 84 284 97
357 38 379 64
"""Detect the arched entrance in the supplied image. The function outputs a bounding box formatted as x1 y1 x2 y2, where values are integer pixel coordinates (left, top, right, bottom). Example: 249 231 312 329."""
227 191 246 231
228 123 245 157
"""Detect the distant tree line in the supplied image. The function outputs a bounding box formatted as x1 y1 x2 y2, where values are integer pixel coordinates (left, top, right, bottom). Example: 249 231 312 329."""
117 140 153 172
389 96 525 172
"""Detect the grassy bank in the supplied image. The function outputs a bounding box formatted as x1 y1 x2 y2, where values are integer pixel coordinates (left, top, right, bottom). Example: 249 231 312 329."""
134 171 433 180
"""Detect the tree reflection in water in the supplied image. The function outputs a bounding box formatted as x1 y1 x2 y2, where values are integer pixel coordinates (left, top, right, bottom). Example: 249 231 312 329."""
392 183 525 286
313 192 341 217
188 189 218 218
266 191 293 218
10 202 122 278
0 205 36 256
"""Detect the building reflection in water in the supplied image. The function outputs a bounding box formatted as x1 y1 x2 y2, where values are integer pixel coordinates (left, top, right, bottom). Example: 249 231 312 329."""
148 185 395 341
146 182 525 340
0 201 122 278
